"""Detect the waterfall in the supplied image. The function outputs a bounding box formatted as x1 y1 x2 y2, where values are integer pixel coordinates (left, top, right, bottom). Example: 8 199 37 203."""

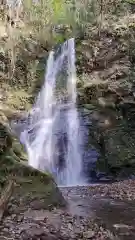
12 38 85 186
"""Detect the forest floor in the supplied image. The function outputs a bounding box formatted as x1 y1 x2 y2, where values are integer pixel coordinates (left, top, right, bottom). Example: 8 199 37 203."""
0 180 135 240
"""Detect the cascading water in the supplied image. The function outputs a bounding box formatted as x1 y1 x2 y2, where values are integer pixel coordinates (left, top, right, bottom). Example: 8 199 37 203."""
12 38 84 186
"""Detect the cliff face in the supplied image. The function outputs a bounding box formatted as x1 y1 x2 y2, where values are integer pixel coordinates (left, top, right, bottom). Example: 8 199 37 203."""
0 0 135 178
76 6 135 176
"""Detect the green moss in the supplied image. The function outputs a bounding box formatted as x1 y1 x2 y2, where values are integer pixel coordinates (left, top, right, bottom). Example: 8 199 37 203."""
0 157 66 209
13 165 65 209
0 113 63 205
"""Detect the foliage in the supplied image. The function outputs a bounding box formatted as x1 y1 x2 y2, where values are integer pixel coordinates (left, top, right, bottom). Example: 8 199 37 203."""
0 0 129 87
125 0 135 4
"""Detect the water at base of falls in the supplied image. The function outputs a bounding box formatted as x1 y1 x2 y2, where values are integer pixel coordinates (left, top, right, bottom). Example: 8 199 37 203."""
11 38 85 186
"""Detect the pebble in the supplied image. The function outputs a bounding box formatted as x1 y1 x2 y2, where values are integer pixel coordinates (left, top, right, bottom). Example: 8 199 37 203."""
83 230 95 239
113 223 133 230
3 228 9 233
2 181 135 239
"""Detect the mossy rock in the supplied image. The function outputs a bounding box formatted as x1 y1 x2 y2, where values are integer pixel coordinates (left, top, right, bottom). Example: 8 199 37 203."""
95 120 135 177
0 123 65 210
0 120 26 160
12 139 27 160
83 103 96 111
0 122 12 153
0 158 66 210
14 164 66 210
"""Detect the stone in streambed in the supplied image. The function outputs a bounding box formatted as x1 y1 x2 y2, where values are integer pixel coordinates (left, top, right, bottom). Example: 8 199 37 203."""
83 230 95 239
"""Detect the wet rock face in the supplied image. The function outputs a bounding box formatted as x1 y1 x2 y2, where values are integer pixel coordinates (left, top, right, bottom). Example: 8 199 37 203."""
55 132 68 172
129 2 135 13
75 11 135 176
0 122 12 153
77 104 135 180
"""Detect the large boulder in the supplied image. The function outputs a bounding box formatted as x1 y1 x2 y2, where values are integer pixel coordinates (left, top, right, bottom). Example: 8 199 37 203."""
0 120 66 210
8 160 66 212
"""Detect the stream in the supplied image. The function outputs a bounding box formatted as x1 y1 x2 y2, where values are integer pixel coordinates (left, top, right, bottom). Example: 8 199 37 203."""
61 185 135 240
1 182 135 239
